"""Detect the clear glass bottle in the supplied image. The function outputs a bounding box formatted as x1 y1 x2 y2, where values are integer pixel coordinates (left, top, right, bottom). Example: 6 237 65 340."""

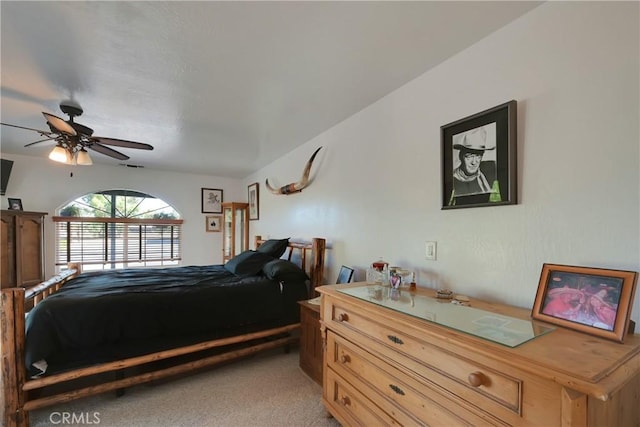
381 264 390 287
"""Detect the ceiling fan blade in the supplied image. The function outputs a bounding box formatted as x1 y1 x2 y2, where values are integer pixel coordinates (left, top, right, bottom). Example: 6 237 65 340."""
88 142 130 160
1 122 54 135
24 136 57 147
42 112 77 136
91 136 154 150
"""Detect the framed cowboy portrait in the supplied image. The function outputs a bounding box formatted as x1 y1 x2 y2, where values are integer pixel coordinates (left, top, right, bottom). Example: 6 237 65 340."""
531 263 638 343
441 100 517 209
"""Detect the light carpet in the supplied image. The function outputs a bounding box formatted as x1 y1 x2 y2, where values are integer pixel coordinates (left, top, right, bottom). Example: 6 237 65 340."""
30 349 342 427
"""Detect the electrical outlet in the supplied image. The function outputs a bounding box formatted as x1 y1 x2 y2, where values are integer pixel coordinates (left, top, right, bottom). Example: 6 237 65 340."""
425 241 437 260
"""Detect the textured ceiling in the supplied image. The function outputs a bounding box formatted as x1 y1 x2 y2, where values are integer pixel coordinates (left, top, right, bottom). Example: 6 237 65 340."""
0 1 541 178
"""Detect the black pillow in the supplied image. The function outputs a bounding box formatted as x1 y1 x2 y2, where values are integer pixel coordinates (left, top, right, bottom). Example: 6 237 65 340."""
256 238 290 258
263 259 309 284
224 250 275 276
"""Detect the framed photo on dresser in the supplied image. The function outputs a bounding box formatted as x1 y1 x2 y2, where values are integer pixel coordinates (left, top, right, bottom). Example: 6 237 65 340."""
532 263 638 342
8 197 23 211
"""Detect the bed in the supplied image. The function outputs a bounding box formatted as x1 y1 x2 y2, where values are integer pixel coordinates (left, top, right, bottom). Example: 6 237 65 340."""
1 235 326 427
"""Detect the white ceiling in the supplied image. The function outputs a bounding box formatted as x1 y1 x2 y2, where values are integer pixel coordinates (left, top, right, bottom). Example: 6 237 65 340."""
1 1 541 178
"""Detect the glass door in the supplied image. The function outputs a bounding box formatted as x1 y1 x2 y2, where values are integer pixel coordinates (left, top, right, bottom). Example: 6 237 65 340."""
221 202 249 263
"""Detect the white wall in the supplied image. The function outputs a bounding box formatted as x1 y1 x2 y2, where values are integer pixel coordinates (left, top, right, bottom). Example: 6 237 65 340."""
246 2 640 323
0 154 242 276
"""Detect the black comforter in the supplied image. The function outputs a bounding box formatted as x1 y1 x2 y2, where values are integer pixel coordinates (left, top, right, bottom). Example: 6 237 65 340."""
25 265 307 376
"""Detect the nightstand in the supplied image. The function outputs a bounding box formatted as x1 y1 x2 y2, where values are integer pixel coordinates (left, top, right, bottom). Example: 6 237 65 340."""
298 298 322 384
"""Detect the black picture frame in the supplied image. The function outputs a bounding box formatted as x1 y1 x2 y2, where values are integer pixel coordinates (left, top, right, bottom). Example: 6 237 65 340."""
441 100 517 209
8 197 23 211
336 266 354 284
248 182 259 220
532 263 638 343
201 188 223 214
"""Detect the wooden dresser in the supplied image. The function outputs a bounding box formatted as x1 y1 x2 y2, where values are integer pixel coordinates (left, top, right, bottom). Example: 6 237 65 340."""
318 283 640 427
1 210 47 289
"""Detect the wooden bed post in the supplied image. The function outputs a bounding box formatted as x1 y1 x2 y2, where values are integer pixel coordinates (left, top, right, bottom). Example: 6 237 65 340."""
1 288 28 427
67 262 82 275
310 237 326 297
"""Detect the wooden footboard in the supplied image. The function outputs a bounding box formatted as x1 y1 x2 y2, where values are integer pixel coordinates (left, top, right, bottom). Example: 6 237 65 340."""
2 280 300 427
2 237 327 427
2 267 79 427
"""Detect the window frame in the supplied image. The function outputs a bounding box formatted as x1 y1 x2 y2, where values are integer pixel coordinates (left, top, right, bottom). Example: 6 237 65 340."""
53 216 184 270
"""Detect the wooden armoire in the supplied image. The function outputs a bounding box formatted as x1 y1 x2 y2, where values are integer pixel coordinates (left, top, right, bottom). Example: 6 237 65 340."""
1 210 47 289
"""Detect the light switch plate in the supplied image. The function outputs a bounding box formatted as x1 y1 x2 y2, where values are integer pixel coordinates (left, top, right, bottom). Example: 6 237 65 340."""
426 241 437 260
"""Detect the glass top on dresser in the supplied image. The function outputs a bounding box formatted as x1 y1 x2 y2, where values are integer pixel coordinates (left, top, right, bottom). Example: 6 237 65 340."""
338 285 554 348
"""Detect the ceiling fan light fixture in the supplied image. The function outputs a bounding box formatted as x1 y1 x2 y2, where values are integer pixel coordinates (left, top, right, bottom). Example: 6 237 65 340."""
76 149 93 165
49 145 71 164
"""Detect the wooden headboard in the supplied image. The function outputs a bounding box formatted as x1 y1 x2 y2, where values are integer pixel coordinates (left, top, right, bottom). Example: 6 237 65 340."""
254 235 326 296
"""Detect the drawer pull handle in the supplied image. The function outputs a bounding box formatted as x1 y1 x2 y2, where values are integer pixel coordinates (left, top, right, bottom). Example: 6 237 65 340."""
389 384 405 395
337 313 349 322
340 354 351 364
468 372 485 387
387 335 404 345
340 396 351 406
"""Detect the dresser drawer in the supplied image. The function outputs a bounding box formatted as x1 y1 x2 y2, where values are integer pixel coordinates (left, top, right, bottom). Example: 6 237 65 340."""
324 368 400 426
327 331 505 426
328 300 522 419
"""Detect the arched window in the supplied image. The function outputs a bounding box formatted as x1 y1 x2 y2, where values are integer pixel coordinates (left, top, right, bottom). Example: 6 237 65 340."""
54 189 183 271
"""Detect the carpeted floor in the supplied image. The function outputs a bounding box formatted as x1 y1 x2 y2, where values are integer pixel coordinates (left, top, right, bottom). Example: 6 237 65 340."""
30 349 342 427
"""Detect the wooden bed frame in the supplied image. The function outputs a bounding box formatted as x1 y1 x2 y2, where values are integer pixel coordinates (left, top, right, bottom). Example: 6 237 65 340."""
1 236 326 427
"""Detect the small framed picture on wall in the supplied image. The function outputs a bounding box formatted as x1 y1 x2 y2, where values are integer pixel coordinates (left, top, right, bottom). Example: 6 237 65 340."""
205 215 222 232
201 188 223 214
248 182 259 220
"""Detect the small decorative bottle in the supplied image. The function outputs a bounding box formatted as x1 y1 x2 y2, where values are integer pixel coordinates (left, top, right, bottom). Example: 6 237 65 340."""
409 272 417 291
382 264 390 287
371 257 389 286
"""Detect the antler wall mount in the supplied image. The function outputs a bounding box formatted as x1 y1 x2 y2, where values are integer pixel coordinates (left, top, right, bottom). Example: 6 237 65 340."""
265 146 322 195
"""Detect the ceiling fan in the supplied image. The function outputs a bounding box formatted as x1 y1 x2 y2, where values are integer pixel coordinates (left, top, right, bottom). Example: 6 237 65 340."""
0 100 154 165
